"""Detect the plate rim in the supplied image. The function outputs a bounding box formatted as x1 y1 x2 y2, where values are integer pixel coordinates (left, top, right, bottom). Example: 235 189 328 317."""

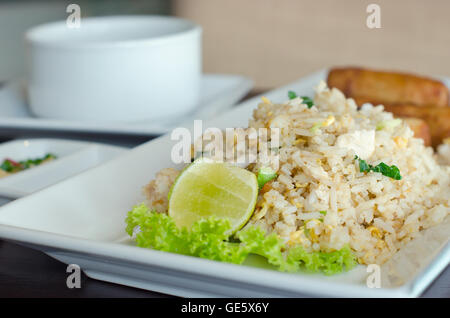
0 222 413 297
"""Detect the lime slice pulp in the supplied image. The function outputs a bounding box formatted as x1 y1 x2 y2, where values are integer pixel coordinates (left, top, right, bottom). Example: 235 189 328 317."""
168 159 258 234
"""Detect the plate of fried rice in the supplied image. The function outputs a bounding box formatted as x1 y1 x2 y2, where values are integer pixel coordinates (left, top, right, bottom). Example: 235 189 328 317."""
0 70 448 297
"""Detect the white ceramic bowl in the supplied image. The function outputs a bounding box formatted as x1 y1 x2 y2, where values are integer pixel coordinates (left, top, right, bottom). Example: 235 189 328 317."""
25 16 202 122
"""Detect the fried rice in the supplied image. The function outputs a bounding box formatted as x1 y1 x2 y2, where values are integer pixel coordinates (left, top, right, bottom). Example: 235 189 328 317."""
143 81 450 266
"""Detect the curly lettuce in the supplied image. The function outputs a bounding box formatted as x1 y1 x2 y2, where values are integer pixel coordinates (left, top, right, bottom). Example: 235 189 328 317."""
126 204 357 275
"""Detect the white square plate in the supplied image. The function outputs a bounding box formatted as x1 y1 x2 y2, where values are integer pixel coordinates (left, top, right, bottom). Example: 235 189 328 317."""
0 138 127 199
0 70 448 297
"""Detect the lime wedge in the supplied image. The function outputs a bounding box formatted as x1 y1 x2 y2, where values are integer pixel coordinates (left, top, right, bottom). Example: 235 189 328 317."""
168 158 258 234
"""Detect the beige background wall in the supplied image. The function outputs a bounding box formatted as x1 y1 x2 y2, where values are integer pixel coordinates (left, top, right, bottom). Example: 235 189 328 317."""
174 0 450 90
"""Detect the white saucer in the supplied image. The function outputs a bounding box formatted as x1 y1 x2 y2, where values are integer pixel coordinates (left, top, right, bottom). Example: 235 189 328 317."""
0 74 253 136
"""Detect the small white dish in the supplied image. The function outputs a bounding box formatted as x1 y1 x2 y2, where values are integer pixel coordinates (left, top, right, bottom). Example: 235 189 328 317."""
0 70 447 297
0 73 253 136
26 16 202 122
0 138 127 199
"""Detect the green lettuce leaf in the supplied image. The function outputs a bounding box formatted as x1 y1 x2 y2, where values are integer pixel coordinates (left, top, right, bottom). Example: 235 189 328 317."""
126 204 357 275
286 245 356 275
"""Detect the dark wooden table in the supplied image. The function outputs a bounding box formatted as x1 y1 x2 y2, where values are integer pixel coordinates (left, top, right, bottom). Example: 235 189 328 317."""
0 91 448 298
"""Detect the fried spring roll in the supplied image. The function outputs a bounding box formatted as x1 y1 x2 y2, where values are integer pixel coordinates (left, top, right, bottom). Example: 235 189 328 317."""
401 118 431 147
383 104 450 147
327 67 449 107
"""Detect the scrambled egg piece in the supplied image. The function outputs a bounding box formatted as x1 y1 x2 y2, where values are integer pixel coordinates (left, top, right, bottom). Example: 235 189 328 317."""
252 202 268 220
287 229 305 246
393 136 408 148
336 129 375 159
367 226 383 239
322 115 335 127
269 114 290 129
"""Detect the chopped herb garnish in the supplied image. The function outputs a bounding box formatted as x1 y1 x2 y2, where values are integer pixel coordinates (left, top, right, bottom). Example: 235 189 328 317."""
287 91 314 108
301 96 314 109
319 211 327 216
288 91 298 100
0 160 15 172
310 122 322 134
257 167 277 189
358 158 370 172
0 153 57 174
375 119 402 131
354 156 402 180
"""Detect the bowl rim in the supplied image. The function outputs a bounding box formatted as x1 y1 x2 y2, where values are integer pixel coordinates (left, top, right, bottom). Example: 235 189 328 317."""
25 15 202 49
